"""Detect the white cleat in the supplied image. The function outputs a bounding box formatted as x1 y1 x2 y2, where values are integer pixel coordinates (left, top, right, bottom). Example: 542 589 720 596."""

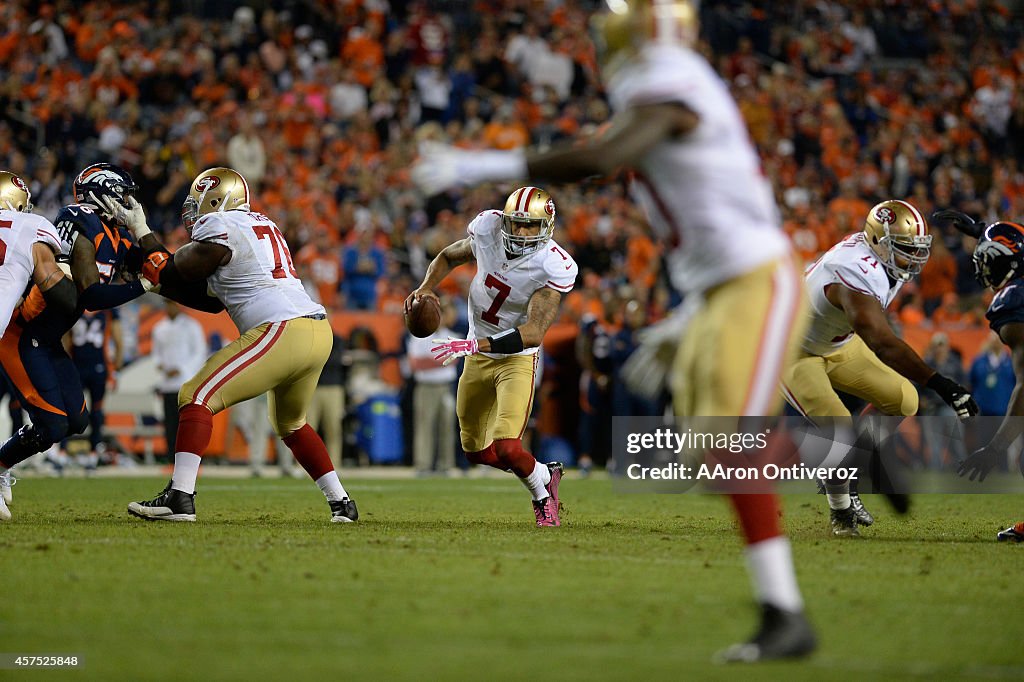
0 493 10 521
0 470 14 505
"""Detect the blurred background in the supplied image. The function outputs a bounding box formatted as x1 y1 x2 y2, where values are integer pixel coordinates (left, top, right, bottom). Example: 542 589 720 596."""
1 0 1023 475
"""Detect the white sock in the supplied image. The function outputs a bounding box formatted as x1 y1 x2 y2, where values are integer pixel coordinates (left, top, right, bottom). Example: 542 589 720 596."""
825 479 851 510
316 471 348 502
171 452 202 495
745 536 804 612
519 460 551 501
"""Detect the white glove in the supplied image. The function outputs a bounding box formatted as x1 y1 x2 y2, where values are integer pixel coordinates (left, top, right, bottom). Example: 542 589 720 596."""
431 337 479 367
620 298 702 402
97 194 151 240
410 142 527 196
141 277 161 294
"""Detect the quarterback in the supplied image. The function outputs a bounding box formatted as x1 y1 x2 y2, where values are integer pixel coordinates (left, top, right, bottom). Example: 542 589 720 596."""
0 171 77 520
412 0 814 662
407 186 576 527
782 200 978 536
113 167 356 523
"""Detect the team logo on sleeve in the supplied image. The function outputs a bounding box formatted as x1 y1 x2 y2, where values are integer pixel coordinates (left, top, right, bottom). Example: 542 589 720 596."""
874 206 896 225
195 176 221 193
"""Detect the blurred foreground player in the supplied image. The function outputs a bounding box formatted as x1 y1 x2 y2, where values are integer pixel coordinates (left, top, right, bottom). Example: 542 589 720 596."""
0 171 77 520
413 0 814 661
407 186 576 526
116 167 356 523
949 216 1024 541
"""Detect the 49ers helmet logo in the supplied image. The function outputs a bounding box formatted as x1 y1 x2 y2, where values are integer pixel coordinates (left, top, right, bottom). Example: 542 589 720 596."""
11 176 28 193
875 207 896 225
544 198 555 216
195 176 221 193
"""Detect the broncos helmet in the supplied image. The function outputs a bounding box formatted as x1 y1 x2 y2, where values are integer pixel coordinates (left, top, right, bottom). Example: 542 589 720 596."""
973 221 1024 290
73 163 138 222
0 171 33 212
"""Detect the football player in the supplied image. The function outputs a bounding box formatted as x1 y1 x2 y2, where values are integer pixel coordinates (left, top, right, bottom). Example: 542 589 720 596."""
0 170 78 520
0 163 163 515
115 167 357 523
67 308 123 472
407 186 577 526
781 200 978 537
412 0 814 661
948 216 1024 542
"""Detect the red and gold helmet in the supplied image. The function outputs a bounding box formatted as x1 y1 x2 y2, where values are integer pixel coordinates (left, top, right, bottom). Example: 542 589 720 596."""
0 171 33 212
182 167 250 232
502 187 556 256
863 200 931 281
593 0 699 77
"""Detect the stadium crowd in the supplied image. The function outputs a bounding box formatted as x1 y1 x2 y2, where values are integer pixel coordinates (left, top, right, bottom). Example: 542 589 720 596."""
1 0 1023 467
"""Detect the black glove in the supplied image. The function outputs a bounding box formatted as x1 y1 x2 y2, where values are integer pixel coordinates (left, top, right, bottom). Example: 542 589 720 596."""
929 209 984 239
957 446 1000 482
926 373 979 419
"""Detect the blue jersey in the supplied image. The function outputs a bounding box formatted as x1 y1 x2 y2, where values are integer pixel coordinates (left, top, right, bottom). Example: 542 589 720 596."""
17 204 136 341
581 316 616 375
986 281 1024 332
70 309 118 371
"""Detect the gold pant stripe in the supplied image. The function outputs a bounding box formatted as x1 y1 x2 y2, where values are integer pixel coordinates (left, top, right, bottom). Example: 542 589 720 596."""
741 256 804 415
515 353 539 440
192 322 286 407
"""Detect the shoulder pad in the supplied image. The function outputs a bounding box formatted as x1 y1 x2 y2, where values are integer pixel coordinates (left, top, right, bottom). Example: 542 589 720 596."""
987 283 1024 332
55 204 104 240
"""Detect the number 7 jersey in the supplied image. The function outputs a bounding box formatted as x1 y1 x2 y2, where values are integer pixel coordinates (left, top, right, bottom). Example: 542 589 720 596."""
466 210 578 358
191 210 325 332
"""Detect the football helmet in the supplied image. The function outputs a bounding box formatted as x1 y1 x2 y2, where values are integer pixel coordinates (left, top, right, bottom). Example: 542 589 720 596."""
73 163 138 222
501 187 556 256
973 221 1024 290
593 0 699 77
182 167 250 233
0 171 33 212
863 200 931 281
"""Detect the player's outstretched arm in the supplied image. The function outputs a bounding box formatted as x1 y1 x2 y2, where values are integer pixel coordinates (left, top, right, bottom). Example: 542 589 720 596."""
834 285 978 417
405 238 474 313
70 236 147 310
31 242 78 317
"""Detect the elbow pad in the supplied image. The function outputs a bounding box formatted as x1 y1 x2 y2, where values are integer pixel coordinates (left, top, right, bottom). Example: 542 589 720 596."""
40 277 79 317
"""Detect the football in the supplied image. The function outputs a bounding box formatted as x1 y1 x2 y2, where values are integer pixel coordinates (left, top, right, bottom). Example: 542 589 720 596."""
405 295 441 338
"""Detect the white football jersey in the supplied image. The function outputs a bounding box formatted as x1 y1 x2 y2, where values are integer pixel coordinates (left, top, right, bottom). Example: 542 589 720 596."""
803 233 902 356
191 210 325 333
606 44 790 294
0 209 63 339
466 211 578 358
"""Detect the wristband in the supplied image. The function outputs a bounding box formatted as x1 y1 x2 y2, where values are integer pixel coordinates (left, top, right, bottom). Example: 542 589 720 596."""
487 328 525 354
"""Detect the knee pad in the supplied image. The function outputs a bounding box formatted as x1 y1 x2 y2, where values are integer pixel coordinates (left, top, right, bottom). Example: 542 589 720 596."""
68 408 91 436
33 413 70 446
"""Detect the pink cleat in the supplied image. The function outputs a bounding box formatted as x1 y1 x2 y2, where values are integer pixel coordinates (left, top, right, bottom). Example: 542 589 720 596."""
532 462 563 527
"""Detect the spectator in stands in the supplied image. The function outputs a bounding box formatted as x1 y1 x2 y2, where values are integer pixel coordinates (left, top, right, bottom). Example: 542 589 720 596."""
151 301 207 457
342 227 385 311
226 112 267 190
921 332 968 468
969 332 1016 417
307 333 347 468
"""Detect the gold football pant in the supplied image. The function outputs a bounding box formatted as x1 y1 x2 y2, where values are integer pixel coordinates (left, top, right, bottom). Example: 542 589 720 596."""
780 334 918 418
673 257 807 417
456 353 538 452
179 317 334 436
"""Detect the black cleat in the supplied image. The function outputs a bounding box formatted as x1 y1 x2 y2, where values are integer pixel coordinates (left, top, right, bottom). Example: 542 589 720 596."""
830 505 860 537
850 493 874 526
330 497 358 523
716 603 817 663
127 481 196 522
997 522 1024 542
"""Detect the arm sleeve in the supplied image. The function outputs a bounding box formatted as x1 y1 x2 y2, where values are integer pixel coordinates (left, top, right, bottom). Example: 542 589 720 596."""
40 277 79 318
542 247 578 293
160 278 226 314
79 280 145 311
190 214 232 249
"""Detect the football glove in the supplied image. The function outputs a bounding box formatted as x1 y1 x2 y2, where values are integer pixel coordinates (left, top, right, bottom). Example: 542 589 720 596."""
929 209 984 239
98 194 152 240
411 142 526 196
925 373 979 420
957 446 1001 482
431 337 479 367
620 298 701 402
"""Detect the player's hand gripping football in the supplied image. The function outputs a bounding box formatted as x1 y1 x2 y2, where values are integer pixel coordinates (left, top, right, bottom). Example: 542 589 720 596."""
957 445 1001 482
98 194 152 240
926 373 979 420
431 337 479 367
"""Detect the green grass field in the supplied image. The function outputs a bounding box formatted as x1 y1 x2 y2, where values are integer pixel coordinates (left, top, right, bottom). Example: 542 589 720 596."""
3 475 1022 681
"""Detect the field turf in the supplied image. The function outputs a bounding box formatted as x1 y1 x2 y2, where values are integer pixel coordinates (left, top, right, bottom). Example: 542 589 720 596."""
3 476 1022 681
